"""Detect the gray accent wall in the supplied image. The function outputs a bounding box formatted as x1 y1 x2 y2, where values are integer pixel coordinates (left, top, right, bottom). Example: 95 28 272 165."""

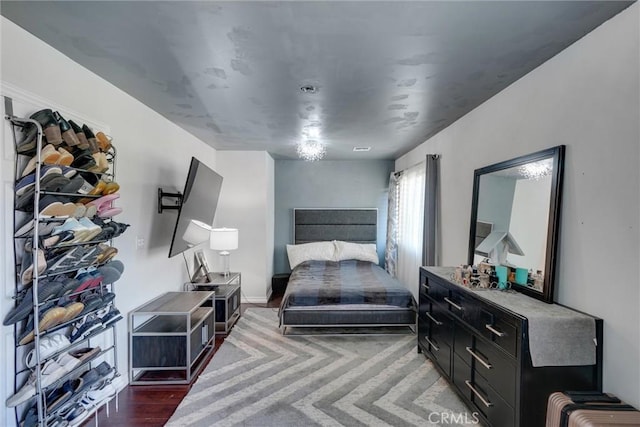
274 160 394 273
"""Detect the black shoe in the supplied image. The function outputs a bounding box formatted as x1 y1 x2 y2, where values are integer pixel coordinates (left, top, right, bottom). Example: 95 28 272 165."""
68 120 90 150
30 109 63 145
82 125 99 153
53 111 80 147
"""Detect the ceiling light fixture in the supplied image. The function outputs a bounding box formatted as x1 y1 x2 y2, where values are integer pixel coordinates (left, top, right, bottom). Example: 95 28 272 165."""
353 147 371 152
296 140 326 161
300 85 317 94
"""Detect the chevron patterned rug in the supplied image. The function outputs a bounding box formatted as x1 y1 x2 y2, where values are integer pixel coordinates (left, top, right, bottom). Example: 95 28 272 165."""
166 308 477 427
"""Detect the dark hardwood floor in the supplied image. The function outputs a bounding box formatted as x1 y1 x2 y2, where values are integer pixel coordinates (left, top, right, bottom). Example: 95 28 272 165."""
92 297 282 427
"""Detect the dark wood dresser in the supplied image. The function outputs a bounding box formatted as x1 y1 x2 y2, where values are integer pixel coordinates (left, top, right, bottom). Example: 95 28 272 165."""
418 267 602 427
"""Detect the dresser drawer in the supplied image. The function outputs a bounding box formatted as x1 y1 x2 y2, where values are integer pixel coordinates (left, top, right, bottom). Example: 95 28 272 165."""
480 309 519 358
469 337 516 407
444 289 481 326
468 372 515 427
418 315 452 378
452 352 472 399
421 273 450 306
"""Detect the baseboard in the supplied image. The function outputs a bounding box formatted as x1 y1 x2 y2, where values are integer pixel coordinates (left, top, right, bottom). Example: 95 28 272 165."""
242 296 269 304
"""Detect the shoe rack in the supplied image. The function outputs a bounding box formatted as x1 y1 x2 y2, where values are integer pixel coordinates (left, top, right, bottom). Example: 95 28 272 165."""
4 98 126 427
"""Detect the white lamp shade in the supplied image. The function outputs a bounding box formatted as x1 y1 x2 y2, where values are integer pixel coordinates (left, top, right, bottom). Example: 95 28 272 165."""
210 228 238 251
182 219 213 246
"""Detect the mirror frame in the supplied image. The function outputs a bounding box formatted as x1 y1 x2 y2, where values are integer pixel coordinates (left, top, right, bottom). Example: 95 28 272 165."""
467 145 565 303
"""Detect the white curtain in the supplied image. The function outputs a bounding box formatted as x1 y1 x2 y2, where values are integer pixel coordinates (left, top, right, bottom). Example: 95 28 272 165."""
396 161 426 297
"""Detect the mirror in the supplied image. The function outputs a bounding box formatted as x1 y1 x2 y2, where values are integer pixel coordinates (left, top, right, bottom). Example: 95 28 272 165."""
468 146 565 303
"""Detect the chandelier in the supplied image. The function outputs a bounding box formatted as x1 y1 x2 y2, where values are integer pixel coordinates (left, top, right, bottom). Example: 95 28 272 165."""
296 140 326 161
519 160 552 181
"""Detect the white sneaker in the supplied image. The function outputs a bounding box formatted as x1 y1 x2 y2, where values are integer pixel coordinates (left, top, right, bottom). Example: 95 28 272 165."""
56 352 82 372
25 333 71 368
6 359 68 407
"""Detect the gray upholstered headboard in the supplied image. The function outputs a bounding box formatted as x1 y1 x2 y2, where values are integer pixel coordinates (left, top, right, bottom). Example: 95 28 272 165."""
293 208 378 244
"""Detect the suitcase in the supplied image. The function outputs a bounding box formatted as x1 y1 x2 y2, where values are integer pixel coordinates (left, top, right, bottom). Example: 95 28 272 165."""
546 391 640 427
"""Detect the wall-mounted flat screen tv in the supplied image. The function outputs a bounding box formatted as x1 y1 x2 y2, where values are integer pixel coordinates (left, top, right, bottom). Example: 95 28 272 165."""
168 157 223 258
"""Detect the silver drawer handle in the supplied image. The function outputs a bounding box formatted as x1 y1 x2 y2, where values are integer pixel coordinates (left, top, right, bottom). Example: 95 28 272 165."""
425 312 443 326
424 336 440 352
465 347 493 370
444 297 463 311
465 380 493 408
485 324 506 337
422 283 430 291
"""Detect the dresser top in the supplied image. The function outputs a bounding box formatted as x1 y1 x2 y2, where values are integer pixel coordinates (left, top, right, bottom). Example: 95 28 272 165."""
422 266 597 367
133 291 215 314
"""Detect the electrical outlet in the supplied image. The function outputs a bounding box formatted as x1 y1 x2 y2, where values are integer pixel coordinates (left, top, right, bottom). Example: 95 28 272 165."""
136 237 145 249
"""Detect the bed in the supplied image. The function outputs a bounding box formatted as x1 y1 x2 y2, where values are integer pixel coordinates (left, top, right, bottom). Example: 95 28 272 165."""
278 209 416 334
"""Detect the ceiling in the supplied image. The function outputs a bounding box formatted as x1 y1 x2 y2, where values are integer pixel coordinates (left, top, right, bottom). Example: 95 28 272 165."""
1 1 633 160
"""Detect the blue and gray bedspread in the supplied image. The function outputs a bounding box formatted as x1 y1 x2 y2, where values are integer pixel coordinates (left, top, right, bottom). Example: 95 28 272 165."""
279 260 416 311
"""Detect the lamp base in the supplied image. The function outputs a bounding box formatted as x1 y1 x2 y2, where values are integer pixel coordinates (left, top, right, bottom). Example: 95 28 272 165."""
219 251 231 277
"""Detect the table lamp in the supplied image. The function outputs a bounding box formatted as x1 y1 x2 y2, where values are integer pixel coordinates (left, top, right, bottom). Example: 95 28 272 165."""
210 228 238 277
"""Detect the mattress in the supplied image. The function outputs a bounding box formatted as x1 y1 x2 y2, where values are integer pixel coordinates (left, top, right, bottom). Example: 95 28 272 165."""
280 260 416 312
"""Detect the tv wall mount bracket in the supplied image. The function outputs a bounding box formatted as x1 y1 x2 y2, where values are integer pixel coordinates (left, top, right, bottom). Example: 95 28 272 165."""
157 188 183 213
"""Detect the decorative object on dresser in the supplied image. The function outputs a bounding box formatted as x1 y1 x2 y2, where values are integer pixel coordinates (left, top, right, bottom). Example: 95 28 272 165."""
468 145 565 303
128 291 216 385
418 267 602 427
191 272 241 334
278 209 416 334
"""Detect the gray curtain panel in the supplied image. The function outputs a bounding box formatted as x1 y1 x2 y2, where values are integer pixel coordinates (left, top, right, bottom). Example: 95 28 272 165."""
385 171 400 276
422 154 440 266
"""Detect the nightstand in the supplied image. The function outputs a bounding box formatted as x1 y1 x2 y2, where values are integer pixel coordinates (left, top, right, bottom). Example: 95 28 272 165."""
192 273 241 334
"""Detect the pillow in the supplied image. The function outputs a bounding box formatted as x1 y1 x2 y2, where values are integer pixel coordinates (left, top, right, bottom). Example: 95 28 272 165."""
286 241 336 269
334 241 379 264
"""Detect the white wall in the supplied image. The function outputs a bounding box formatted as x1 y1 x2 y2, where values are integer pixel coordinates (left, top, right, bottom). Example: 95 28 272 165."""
396 5 640 407
214 151 274 302
0 17 221 426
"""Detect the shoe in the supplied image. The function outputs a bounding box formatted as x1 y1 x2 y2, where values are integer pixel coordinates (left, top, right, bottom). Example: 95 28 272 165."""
59 302 85 323
59 166 78 179
45 247 88 274
6 359 68 407
79 375 121 410
60 175 86 194
78 294 103 316
52 218 91 242
46 378 80 413
30 109 62 145
55 352 82 372
97 265 121 284
15 164 64 195
16 122 39 154
69 316 103 342
19 306 68 345
102 181 119 195
93 245 118 264
56 147 74 166
63 404 87 427
20 144 62 177
95 132 113 152
88 152 109 173
25 333 71 368
68 120 90 150
106 260 125 274
38 195 78 218
20 248 47 285
14 218 64 238
55 277 81 298
86 193 120 217
68 346 101 365
98 307 121 327
77 218 101 241
3 278 62 326
53 112 80 147
82 125 99 154
70 150 96 170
